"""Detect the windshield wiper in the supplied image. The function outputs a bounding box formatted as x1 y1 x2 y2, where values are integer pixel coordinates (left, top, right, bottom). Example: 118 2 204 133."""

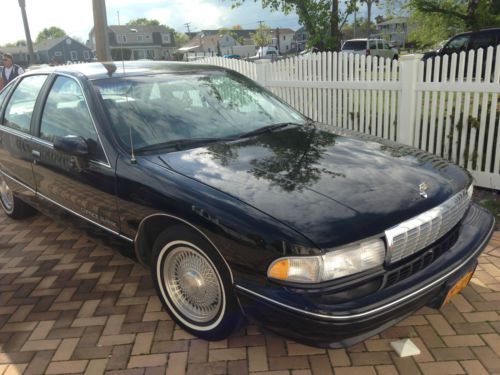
237 122 298 139
135 137 225 153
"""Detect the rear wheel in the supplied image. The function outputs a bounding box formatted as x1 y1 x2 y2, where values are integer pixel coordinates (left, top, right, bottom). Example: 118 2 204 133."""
151 225 241 340
0 175 36 219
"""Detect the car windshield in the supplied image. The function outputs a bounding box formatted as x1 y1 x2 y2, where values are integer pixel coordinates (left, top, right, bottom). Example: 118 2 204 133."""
342 41 366 50
93 71 306 152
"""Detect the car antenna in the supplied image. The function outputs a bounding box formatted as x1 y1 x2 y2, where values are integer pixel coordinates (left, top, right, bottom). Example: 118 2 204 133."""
117 10 137 164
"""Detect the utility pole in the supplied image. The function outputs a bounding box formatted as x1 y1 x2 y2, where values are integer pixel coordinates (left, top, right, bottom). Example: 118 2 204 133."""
184 22 192 34
18 0 36 65
92 0 111 61
276 27 280 53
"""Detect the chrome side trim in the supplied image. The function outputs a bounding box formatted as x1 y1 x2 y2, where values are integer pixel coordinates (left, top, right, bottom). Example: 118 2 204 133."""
31 137 53 148
0 125 31 140
135 213 234 283
36 191 133 243
0 169 36 194
235 220 493 321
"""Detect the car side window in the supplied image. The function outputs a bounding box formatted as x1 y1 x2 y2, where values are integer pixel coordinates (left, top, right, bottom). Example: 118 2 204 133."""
369 40 377 49
40 76 105 161
383 42 391 49
0 86 12 117
4 75 47 133
445 35 471 53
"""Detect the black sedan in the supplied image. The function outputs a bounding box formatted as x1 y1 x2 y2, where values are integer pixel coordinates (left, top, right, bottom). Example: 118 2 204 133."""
0 62 494 347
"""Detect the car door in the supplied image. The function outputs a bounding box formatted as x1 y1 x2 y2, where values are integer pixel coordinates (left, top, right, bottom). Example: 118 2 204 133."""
31 74 121 234
382 41 393 59
0 75 48 206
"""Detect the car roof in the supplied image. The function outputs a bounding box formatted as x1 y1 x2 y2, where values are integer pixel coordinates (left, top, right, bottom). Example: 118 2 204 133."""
449 27 500 39
344 38 384 42
24 61 227 80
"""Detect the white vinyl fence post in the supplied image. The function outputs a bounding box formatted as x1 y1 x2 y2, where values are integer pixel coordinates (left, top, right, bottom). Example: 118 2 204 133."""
255 59 271 88
397 55 420 146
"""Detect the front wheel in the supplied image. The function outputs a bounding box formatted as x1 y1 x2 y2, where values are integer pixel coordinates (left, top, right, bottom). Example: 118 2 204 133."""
0 174 36 219
151 226 242 340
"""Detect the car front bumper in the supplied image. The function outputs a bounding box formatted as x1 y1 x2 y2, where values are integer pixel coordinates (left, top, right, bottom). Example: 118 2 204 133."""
235 203 495 347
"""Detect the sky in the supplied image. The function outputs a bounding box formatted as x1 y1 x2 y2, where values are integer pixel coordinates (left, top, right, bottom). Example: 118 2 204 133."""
1 0 305 46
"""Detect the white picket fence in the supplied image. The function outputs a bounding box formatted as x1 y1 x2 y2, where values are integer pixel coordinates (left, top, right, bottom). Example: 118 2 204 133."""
198 48 500 189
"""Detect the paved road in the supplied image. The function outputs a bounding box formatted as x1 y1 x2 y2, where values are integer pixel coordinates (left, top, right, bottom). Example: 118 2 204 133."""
0 212 499 374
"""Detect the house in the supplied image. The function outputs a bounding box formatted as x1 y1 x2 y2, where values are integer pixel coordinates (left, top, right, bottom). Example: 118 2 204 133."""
88 25 176 60
179 32 247 60
1 36 93 67
271 28 295 54
185 30 255 46
293 27 308 52
376 17 409 46
179 33 239 55
35 36 93 64
180 28 296 58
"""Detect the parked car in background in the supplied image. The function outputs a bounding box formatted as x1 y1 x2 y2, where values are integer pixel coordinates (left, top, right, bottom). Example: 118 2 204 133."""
248 46 281 61
423 28 500 61
299 47 320 56
341 38 399 60
421 28 500 80
0 62 494 347
223 54 241 59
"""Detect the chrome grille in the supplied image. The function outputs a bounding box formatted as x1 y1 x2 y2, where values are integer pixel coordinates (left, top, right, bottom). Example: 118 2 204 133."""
385 188 471 263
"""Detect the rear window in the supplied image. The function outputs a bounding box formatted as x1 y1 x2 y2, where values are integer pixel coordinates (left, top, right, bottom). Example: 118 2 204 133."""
342 41 366 50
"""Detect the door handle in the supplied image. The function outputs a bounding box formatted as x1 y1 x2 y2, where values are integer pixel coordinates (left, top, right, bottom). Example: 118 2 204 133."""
32 150 40 158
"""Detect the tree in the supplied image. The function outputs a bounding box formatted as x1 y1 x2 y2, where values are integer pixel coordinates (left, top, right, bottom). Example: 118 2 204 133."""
251 23 272 51
231 0 358 51
126 18 160 26
36 27 66 43
175 32 189 47
401 0 500 47
409 0 497 30
232 24 243 29
359 0 379 31
5 40 26 47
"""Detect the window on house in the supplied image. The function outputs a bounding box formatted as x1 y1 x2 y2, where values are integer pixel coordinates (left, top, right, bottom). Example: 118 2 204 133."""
162 33 171 44
83 51 90 60
137 35 144 42
70 51 78 60
54 51 62 57
118 35 127 43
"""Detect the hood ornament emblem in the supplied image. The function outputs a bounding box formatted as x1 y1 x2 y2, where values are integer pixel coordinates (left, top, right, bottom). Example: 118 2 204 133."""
419 182 428 198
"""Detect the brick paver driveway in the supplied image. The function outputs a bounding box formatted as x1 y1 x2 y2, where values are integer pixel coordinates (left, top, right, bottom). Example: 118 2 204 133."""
0 212 499 375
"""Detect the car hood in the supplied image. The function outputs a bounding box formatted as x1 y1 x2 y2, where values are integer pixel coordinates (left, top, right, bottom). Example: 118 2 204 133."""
151 125 470 249
422 50 438 60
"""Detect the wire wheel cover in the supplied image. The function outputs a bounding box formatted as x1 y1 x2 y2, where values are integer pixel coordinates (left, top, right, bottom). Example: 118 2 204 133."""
163 246 222 323
0 175 13 212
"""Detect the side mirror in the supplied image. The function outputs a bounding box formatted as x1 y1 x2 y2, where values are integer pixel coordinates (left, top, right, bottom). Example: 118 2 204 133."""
53 135 89 156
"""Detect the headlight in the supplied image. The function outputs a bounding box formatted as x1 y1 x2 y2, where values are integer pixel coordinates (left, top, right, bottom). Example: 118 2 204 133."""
268 239 385 283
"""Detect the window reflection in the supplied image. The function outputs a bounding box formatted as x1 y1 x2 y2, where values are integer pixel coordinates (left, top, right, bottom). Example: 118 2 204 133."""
93 71 306 150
